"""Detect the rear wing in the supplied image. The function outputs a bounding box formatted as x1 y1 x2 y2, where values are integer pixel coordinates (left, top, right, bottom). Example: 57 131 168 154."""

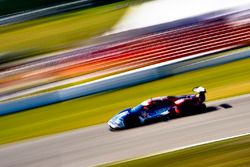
193 86 206 93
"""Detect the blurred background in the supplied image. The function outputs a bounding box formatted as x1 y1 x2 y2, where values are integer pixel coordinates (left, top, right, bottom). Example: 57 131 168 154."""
0 0 250 166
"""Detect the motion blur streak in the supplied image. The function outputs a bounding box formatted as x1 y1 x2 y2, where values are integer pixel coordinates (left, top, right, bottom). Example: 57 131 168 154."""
0 95 249 167
0 11 249 99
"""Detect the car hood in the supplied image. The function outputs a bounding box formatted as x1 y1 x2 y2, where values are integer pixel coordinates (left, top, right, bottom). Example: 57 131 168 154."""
108 108 131 128
111 108 131 121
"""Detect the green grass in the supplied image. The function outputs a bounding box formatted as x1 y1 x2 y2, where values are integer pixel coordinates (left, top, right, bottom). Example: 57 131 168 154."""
0 1 128 59
0 58 250 145
103 135 250 167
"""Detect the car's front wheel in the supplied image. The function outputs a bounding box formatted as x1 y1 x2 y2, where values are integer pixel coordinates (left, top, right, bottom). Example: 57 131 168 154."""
124 115 141 128
161 115 170 121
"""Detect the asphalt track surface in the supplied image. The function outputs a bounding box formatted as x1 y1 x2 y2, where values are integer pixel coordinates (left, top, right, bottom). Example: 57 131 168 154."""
0 94 250 167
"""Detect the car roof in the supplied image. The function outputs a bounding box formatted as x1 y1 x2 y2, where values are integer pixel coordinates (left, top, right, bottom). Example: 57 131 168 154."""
141 97 168 106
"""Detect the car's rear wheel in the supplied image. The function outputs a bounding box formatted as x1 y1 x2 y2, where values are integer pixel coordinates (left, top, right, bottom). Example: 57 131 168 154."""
178 101 193 116
196 103 206 113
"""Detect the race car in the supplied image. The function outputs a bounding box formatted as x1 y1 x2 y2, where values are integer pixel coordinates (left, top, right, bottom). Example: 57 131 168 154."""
108 86 206 130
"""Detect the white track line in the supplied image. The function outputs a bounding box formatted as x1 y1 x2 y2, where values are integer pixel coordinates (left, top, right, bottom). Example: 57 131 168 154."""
108 132 250 165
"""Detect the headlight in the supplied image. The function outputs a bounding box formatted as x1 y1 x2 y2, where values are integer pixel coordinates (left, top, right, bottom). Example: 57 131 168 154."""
115 119 122 124
114 119 124 127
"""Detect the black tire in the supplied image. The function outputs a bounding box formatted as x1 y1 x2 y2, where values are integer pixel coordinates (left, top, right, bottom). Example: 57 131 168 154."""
123 115 141 128
161 115 170 121
178 101 193 116
197 103 206 113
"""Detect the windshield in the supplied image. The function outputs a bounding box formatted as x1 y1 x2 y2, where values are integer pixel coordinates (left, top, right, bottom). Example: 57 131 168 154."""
131 104 145 113
131 99 173 114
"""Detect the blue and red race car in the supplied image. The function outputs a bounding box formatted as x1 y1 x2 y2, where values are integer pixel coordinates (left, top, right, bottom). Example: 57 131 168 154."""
108 86 206 130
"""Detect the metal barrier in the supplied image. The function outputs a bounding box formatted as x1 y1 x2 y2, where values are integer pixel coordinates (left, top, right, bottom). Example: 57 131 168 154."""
0 48 249 115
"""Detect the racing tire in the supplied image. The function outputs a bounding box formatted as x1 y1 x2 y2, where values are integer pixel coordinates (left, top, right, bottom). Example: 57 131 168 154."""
124 115 141 128
178 101 193 116
197 103 206 113
161 115 170 121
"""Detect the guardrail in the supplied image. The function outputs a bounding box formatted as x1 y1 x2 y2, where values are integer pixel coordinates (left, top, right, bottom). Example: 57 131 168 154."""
0 48 249 115
1 8 249 102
